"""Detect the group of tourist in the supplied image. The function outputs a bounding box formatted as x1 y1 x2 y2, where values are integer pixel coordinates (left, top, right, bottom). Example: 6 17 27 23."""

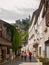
21 51 32 62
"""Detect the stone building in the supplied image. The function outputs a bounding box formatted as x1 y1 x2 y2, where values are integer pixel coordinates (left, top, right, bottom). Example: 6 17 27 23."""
28 0 49 58
37 0 49 58
0 20 13 62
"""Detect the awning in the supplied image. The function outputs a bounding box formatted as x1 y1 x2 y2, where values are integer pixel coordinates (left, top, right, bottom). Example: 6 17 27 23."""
0 37 12 46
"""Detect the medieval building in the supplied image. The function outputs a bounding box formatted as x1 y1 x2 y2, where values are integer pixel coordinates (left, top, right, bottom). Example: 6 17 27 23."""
28 0 49 58
0 20 13 62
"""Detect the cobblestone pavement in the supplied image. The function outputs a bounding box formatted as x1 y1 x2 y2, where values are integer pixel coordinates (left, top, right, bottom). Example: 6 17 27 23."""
19 62 42 65
1 56 42 65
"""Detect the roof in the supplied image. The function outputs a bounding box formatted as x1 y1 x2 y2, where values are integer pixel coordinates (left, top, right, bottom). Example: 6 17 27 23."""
34 0 45 25
0 37 12 46
34 9 39 25
0 19 13 27
30 0 45 26
30 9 38 26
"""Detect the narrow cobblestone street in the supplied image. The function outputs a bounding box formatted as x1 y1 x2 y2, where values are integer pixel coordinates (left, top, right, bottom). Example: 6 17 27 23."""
0 0 49 65
19 62 42 65
1 57 42 65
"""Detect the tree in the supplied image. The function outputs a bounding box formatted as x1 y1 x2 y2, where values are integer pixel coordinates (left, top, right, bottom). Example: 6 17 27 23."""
15 18 30 45
12 26 22 54
4 23 22 54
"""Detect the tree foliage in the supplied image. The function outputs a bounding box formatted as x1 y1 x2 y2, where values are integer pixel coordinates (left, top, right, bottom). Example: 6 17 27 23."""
16 18 30 45
4 23 22 52
12 26 22 51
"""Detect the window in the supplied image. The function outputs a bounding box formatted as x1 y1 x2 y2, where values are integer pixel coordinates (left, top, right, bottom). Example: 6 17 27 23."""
7 47 10 54
48 0 49 4
48 1 49 5
47 0 49 6
39 47 41 55
0 31 2 37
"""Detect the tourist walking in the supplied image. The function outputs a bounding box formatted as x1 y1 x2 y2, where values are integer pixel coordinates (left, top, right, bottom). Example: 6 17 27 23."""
24 51 27 61
21 51 24 60
29 52 32 62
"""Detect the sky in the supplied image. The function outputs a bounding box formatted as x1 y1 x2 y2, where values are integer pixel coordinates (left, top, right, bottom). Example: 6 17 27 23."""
0 0 40 23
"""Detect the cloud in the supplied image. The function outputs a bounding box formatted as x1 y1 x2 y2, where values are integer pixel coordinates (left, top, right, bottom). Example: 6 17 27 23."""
0 0 40 10
0 0 40 23
0 8 31 23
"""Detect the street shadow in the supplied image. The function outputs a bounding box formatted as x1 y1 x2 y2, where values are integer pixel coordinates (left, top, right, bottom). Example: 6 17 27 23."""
2 59 22 65
19 56 38 62
2 56 38 65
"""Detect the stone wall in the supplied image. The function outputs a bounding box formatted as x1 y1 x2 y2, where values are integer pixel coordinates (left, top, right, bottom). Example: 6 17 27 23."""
0 20 11 41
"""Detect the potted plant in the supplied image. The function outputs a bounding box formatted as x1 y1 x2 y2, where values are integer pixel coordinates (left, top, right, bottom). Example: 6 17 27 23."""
38 55 44 62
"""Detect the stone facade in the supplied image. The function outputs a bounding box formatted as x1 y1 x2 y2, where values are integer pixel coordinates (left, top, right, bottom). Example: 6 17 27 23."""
0 20 14 62
38 0 49 57
28 0 49 57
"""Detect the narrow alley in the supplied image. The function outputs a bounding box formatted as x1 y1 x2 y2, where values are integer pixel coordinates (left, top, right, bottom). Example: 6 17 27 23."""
1 57 42 65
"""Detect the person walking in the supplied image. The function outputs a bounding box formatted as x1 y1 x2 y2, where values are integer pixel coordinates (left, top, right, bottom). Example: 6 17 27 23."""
21 51 24 60
24 51 27 61
29 52 32 62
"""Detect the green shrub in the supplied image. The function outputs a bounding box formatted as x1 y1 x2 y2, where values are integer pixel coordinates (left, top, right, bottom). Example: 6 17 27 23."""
37 55 49 65
42 58 49 65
